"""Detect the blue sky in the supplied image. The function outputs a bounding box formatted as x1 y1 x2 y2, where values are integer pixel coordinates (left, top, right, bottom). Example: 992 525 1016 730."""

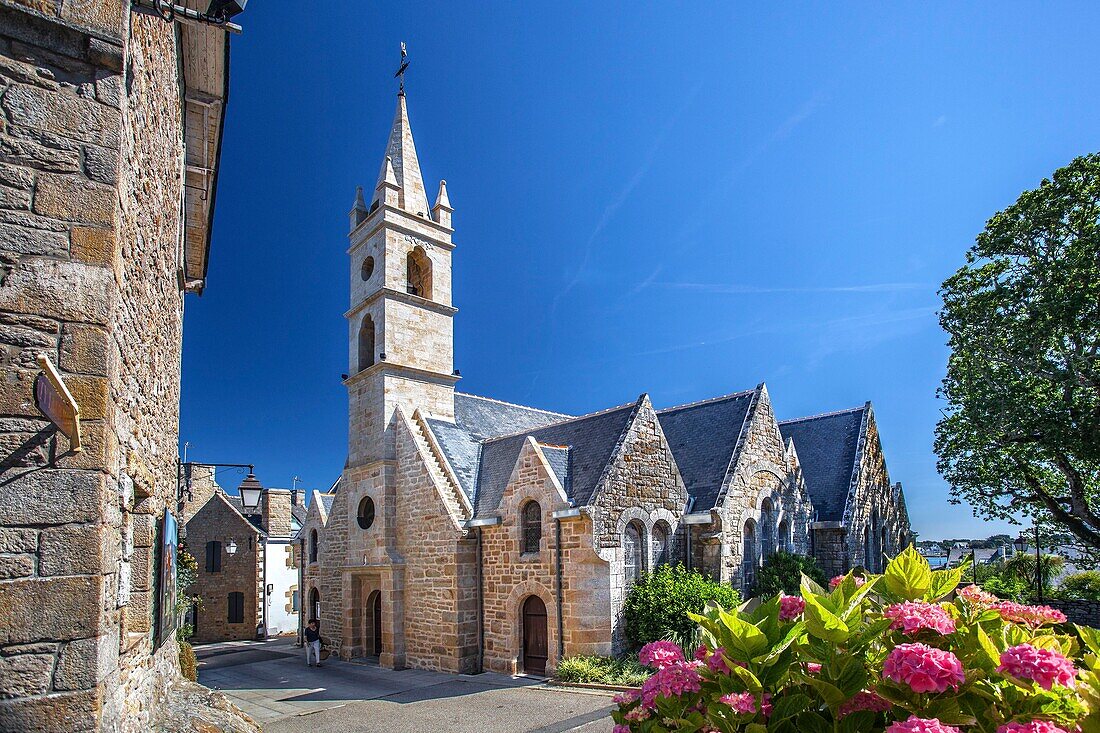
179 2 1100 541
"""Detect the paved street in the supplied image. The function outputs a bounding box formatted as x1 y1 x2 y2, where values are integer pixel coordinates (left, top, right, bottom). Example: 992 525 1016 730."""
196 638 615 732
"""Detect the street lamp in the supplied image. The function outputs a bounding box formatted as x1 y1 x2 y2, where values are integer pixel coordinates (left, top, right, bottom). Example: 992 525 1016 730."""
236 472 264 511
1013 534 1027 554
226 539 238 556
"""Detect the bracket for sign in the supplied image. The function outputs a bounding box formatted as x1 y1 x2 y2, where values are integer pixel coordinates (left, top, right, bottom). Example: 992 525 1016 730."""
34 353 82 452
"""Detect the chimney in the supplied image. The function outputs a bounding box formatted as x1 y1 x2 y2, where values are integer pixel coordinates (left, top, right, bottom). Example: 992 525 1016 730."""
262 489 293 538
290 489 300 507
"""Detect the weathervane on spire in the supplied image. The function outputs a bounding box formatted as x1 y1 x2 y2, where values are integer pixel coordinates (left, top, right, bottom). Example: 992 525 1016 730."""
395 41 409 95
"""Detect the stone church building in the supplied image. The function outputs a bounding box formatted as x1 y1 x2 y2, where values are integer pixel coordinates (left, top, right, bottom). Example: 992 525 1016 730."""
301 88 912 677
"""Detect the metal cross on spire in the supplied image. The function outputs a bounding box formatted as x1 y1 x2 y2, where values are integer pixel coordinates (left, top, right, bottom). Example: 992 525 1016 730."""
395 41 410 95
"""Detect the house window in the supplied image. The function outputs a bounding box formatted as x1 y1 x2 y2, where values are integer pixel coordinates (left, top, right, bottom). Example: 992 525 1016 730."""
291 589 300 612
406 247 432 299
624 520 646 587
309 588 320 620
358 314 375 371
357 496 376 530
227 592 244 624
522 501 541 554
652 520 670 567
309 530 318 563
361 255 375 281
742 520 757 595
205 541 222 573
778 519 791 553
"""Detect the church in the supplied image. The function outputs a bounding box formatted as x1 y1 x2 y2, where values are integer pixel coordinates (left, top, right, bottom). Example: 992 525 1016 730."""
300 84 912 677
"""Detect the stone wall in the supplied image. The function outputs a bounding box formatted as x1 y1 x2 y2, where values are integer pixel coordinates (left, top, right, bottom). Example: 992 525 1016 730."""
1043 599 1100 629
182 494 261 643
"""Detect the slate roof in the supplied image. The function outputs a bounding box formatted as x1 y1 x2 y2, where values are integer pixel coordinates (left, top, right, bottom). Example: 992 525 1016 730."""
223 495 266 533
656 390 757 510
319 493 335 516
472 401 639 515
779 407 866 522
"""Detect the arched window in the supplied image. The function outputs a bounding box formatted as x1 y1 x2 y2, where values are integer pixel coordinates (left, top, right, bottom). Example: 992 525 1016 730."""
760 498 775 560
309 530 318 563
357 496 376 530
742 520 757 595
652 520 671 567
205 540 222 573
777 519 791 553
361 255 375 281
624 520 646 586
309 588 320 621
406 247 432 299
227 591 244 624
863 525 873 570
521 501 542 554
358 315 375 372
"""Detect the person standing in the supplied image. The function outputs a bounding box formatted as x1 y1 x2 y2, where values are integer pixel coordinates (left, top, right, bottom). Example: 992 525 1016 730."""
304 619 322 667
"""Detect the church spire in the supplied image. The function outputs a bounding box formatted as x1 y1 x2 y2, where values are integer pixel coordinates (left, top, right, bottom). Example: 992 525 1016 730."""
371 44 430 218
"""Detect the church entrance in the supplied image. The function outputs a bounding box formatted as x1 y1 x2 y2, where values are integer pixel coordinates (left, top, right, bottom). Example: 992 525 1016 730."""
522 596 547 675
367 590 383 657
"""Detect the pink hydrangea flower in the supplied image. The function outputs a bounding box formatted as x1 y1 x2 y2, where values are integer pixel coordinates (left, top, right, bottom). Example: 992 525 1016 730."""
993 602 1068 627
760 693 773 718
780 594 806 621
707 647 731 674
830 574 866 589
804 662 823 675
998 644 1076 690
693 645 708 662
957 584 998 606
638 640 685 670
886 716 962 733
624 707 650 723
613 725 631 733
838 690 892 718
613 690 639 705
719 692 756 714
997 722 1072 733
639 661 702 708
882 643 965 693
884 601 957 636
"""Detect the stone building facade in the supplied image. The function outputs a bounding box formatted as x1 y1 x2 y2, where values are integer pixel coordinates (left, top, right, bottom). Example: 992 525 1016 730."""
0 2 247 731
302 86 912 677
180 465 304 643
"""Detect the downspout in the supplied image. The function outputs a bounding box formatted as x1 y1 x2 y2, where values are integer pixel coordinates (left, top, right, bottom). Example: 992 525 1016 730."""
477 527 485 673
555 518 564 663
260 533 268 640
297 538 304 646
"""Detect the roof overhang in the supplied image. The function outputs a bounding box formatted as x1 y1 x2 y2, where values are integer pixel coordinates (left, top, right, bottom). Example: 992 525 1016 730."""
681 512 715 525
552 507 582 520
465 516 501 528
810 520 845 530
179 3 230 294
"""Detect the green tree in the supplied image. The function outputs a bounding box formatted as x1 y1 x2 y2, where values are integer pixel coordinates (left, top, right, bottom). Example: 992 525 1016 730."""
1057 570 1100 600
751 550 827 597
623 564 739 649
935 153 1100 555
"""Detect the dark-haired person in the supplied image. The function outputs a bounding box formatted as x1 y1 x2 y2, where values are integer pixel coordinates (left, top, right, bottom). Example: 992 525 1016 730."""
304 619 322 667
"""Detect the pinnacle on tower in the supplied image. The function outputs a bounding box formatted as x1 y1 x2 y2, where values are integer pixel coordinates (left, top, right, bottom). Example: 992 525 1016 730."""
349 185 368 232
371 94 430 217
432 179 452 228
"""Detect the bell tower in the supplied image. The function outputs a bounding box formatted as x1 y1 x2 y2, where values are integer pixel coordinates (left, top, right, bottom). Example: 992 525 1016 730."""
345 88 458 466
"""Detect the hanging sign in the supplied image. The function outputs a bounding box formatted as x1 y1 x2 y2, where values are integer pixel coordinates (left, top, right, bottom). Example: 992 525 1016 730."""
34 353 82 451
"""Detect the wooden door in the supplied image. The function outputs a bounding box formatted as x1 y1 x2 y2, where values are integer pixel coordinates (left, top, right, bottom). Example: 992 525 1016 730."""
372 591 383 656
522 596 548 674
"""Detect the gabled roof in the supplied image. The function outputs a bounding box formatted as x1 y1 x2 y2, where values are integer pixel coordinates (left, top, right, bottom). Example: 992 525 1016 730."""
472 400 639 515
319 493 335 515
223 495 266 533
656 390 757 510
779 406 867 522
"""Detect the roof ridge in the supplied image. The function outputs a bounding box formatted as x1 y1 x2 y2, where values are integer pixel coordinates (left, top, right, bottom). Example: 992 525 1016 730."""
657 389 757 414
480 400 638 444
779 405 866 425
456 391 572 418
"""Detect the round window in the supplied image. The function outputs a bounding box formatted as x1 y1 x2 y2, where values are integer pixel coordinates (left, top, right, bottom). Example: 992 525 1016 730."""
361 256 375 281
357 496 376 530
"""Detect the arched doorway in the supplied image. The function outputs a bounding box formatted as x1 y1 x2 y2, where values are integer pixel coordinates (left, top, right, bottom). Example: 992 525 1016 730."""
309 587 320 621
522 595 548 675
366 590 383 657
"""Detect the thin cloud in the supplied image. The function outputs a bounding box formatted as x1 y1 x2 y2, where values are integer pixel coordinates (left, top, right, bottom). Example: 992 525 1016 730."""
654 282 928 295
550 80 705 317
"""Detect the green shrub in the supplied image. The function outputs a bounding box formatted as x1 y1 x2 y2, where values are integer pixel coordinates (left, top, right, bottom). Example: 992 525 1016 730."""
1057 570 1100 600
179 641 197 681
555 655 650 686
623 564 739 648
750 550 827 597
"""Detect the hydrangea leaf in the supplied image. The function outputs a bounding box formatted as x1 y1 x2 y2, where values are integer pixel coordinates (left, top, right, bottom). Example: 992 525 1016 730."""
884 546 932 601
802 591 850 643
927 565 965 601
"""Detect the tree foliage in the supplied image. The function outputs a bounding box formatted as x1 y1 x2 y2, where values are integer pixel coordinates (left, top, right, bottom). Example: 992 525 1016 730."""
935 152 1100 555
1057 570 1100 601
752 550 828 597
623 564 740 649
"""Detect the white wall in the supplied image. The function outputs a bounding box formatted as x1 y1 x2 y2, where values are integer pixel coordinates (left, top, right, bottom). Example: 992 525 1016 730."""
264 540 299 635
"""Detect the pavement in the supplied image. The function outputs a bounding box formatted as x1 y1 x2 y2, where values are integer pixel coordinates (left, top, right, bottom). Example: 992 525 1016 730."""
195 637 616 732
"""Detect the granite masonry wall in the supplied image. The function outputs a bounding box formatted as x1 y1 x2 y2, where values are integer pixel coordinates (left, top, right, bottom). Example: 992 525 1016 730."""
0 4 193 730
1043 599 1100 629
